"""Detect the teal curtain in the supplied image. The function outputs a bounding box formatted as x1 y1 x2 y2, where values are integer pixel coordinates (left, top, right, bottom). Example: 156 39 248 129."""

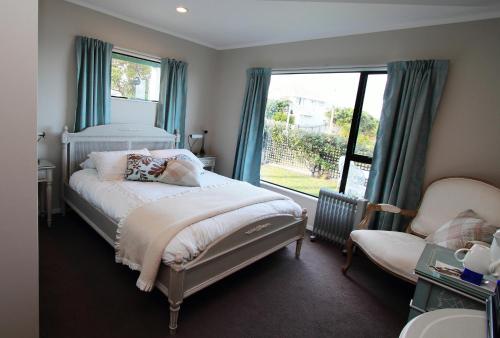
365 60 449 231
74 36 113 132
155 59 188 148
232 68 272 185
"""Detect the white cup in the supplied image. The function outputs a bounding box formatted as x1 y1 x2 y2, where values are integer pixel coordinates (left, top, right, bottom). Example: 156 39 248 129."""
454 244 491 275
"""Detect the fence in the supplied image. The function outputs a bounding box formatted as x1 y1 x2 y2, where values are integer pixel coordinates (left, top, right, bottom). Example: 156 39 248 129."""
261 128 372 186
262 130 346 180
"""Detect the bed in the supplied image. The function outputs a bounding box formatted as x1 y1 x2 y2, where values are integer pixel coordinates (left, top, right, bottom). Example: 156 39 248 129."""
61 124 307 334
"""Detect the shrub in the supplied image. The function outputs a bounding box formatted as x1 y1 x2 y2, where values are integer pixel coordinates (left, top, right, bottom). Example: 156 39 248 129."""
272 111 295 124
264 122 348 178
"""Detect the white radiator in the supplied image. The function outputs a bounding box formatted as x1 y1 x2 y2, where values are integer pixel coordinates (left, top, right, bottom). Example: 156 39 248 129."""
311 188 368 246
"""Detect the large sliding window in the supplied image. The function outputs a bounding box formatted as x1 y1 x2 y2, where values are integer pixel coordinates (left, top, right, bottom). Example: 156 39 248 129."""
260 70 387 198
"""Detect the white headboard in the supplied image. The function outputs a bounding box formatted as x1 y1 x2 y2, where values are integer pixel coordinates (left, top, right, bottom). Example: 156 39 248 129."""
61 124 180 184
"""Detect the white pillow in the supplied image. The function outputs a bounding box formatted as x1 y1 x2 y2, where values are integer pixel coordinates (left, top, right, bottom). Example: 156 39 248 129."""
150 149 205 171
79 157 96 169
89 148 150 181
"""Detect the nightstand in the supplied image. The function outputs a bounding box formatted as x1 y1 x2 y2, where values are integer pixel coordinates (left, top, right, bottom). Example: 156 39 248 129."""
38 159 55 227
196 155 216 172
408 244 495 321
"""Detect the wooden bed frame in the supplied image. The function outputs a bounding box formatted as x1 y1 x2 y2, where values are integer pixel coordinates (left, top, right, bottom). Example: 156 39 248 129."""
61 124 308 335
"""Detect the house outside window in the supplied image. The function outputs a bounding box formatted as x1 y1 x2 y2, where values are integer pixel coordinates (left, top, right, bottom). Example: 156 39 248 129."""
260 71 387 198
111 52 161 102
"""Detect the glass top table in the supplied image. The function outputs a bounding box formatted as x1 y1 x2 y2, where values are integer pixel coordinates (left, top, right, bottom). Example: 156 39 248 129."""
415 244 496 302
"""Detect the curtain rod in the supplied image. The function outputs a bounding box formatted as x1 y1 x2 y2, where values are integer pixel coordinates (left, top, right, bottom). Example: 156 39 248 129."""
113 46 162 63
272 64 387 74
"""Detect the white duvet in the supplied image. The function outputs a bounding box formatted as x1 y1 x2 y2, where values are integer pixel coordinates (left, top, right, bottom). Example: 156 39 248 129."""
69 169 302 264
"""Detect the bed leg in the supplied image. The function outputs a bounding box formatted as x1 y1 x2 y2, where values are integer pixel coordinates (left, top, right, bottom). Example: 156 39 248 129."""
169 303 181 335
295 238 303 258
295 210 307 259
341 237 355 274
168 256 185 335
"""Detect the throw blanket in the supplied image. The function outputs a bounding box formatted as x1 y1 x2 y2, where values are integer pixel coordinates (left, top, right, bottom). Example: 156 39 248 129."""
115 181 287 291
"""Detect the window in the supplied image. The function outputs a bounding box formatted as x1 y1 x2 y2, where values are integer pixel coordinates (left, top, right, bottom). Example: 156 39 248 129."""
111 52 161 101
260 71 387 198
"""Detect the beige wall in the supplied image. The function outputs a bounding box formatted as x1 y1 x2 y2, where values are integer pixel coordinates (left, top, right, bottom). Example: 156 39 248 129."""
38 0 218 209
0 1 39 337
211 19 500 190
39 1 500 213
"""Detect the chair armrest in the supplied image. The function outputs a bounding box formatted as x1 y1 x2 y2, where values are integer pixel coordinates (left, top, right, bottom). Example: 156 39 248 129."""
355 203 418 230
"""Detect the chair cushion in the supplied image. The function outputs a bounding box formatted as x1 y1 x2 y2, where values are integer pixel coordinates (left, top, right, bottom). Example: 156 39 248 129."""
425 209 497 250
351 230 426 282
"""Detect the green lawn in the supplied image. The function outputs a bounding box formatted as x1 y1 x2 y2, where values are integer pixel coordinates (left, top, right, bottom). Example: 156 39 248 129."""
261 164 338 197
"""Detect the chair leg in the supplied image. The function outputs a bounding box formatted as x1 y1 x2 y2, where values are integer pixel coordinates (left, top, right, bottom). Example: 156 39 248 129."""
341 237 355 274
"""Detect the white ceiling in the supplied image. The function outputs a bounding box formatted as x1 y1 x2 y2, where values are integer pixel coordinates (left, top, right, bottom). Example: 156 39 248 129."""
66 0 500 50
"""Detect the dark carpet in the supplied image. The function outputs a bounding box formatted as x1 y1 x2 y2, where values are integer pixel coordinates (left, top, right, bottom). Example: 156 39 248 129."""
40 212 414 338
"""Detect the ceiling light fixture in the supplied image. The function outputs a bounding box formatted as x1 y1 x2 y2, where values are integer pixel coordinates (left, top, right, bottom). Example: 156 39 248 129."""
176 6 188 14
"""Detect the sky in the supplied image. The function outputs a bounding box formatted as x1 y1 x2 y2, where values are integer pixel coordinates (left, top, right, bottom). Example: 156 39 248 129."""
268 72 387 119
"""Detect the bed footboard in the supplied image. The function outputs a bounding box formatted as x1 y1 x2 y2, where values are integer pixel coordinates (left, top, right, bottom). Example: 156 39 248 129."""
164 209 307 334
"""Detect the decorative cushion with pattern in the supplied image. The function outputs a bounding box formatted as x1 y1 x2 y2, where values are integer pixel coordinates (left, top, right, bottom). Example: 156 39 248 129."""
166 154 193 163
158 159 201 187
425 209 497 249
163 154 205 175
125 154 168 182
150 149 205 173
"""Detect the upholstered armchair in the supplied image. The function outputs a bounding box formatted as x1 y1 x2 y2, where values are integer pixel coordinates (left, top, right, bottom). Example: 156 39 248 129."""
342 178 500 283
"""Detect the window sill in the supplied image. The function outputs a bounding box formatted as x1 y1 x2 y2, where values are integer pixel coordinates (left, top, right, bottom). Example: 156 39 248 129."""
111 96 158 104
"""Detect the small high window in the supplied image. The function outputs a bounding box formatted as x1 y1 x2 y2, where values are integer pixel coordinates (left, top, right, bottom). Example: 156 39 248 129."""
111 52 160 101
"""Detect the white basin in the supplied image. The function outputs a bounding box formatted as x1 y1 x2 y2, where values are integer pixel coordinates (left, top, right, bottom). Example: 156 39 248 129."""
400 309 486 338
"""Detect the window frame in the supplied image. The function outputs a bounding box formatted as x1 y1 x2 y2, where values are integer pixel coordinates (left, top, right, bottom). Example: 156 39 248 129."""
338 70 386 194
110 51 161 102
260 69 387 198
